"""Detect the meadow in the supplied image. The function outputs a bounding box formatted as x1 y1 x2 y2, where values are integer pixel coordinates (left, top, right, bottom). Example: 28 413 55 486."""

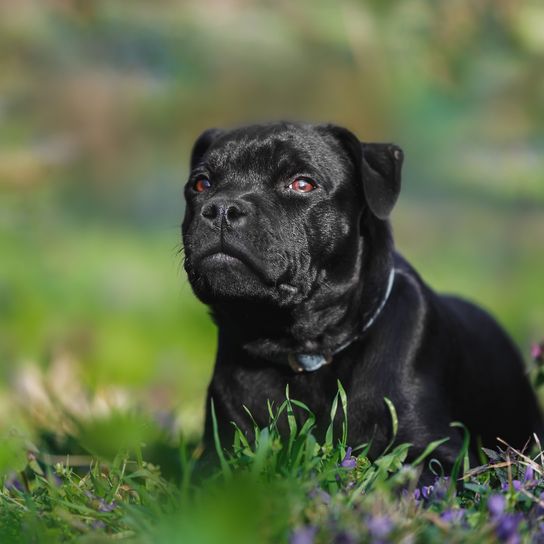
1 0 544 541
1 189 544 542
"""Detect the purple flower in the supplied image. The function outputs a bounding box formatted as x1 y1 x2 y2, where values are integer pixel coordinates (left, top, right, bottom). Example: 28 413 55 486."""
49 474 62 487
308 488 331 504
440 508 465 523
333 531 356 544
432 477 449 501
531 342 544 363
367 515 393 542
488 494 506 517
340 447 357 469
524 465 535 484
98 499 116 513
495 513 523 544
290 526 317 544
501 480 522 492
91 520 106 530
536 492 544 516
488 494 523 544
4 474 24 492
422 485 434 499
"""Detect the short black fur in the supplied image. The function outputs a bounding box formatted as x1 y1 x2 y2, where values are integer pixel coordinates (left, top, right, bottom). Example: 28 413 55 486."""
182 121 542 478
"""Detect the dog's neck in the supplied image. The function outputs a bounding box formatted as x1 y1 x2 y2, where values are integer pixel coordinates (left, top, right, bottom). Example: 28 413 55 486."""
211 219 395 369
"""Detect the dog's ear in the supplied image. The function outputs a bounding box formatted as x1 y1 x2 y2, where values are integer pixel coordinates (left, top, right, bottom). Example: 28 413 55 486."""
190 128 224 170
321 125 403 219
361 142 403 219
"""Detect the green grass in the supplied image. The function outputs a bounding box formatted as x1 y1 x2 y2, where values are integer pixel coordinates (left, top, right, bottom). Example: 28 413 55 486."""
1 192 543 542
2 383 544 543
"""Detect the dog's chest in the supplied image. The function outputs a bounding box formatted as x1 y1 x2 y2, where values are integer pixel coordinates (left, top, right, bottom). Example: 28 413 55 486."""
217 357 395 446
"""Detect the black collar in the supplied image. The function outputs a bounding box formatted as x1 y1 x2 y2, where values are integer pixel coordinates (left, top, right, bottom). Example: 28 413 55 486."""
288 268 396 372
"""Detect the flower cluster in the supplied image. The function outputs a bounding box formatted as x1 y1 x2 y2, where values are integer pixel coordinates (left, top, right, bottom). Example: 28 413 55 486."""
532 342 544 365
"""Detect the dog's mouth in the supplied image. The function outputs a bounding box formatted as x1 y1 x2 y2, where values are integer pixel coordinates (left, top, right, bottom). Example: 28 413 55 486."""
201 252 244 265
185 236 306 305
196 241 280 287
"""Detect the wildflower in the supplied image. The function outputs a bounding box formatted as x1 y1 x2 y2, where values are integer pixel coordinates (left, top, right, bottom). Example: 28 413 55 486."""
421 485 434 500
4 473 24 492
488 494 522 543
290 525 317 544
531 343 544 364
495 513 523 544
340 447 357 469
98 499 116 513
488 494 506 517
49 474 62 487
333 531 356 544
524 465 539 487
440 508 465 523
535 491 544 516
432 477 449 501
501 480 522 492
308 488 331 504
411 484 434 502
367 515 393 543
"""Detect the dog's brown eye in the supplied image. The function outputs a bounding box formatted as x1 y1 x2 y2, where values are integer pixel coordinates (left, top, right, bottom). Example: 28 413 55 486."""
194 177 212 193
289 178 316 193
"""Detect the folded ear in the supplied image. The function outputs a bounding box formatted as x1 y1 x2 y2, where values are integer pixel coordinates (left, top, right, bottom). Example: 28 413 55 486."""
361 142 404 219
319 125 403 220
190 128 224 170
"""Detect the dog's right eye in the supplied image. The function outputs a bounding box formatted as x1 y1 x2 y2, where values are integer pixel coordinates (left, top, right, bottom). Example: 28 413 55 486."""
288 177 317 193
193 177 212 193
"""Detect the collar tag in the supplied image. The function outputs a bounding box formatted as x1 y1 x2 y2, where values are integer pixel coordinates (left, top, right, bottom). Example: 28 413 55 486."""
288 353 332 373
287 268 397 373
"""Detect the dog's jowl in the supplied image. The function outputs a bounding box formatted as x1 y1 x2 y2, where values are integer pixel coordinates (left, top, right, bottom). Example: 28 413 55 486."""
182 122 542 475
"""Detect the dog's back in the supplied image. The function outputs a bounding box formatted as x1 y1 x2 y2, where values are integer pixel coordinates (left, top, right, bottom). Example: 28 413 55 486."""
440 294 543 451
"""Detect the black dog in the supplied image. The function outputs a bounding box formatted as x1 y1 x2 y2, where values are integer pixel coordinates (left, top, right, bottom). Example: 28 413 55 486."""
182 122 542 474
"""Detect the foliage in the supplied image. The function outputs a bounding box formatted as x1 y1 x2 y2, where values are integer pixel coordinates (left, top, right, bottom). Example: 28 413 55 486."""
1 1 543 542
2 382 544 543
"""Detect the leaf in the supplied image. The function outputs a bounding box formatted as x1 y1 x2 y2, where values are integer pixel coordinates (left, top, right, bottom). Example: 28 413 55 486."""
251 427 270 476
449 421 471 496
325 391 340 448
411 437 450 466
285 386 298 443
337 380 348 446
481 447 500 462
381 397 399 455
210 399 232 479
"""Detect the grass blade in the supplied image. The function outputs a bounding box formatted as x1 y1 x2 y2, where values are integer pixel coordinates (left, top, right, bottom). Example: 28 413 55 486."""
381 397 398 455
325 391 340 448
337 380 348 446
411 437 450 467
449 421 470 495
210 399 232 479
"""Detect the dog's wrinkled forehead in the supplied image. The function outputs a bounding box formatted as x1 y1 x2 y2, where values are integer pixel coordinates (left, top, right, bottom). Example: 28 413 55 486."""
188 122 404 220
201 124 353 185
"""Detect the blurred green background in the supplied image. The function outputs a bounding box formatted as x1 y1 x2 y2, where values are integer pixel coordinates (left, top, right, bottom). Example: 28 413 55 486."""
0 0 543 443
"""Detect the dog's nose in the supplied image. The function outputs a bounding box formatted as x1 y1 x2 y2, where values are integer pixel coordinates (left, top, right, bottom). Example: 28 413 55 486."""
201 199 248 228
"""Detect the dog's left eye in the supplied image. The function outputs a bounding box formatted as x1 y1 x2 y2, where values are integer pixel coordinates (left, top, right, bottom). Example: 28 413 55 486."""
193 177 212 193
289 178 317 193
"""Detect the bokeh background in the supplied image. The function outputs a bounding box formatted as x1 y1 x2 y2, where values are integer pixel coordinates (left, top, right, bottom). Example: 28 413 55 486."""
1 0 543 456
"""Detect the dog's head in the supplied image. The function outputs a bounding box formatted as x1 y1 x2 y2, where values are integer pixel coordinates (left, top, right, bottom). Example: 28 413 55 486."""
182 122 403 310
